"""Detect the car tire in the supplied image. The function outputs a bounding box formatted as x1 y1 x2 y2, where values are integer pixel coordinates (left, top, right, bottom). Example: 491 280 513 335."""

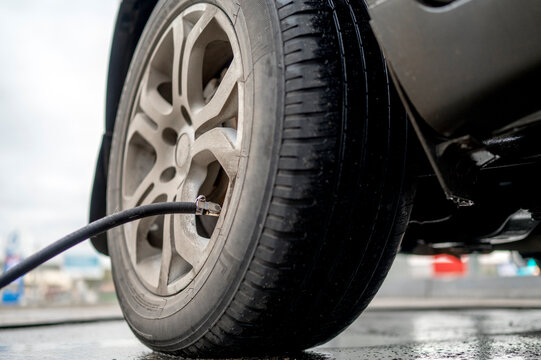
107 0 412 356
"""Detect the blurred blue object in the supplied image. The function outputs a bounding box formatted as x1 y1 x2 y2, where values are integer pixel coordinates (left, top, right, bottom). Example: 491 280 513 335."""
2 232 24 304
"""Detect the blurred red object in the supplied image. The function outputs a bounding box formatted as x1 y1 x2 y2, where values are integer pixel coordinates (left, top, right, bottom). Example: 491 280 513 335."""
433 254 467 277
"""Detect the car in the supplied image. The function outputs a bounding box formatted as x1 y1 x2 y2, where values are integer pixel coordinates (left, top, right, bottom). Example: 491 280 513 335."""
88 0 541 356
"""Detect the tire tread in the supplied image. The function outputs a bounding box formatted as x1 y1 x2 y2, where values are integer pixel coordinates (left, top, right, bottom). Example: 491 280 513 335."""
178 0 409 356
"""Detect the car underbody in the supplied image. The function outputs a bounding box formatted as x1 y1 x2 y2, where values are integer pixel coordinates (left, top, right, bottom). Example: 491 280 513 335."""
367 0 541 258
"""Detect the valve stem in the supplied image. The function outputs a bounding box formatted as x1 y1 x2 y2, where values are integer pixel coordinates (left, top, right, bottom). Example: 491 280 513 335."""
195 195 222 217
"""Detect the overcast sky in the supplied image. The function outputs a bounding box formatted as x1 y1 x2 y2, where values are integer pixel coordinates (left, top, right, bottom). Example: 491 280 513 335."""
0 1 119 258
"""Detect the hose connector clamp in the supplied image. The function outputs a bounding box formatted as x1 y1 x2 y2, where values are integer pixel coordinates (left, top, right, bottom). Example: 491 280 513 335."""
195 195 222 217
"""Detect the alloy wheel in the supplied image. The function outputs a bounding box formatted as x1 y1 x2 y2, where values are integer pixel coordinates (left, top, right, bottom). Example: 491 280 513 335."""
120 3 243 296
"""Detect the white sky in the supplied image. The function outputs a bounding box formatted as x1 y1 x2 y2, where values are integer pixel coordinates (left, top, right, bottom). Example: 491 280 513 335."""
0 1 119 258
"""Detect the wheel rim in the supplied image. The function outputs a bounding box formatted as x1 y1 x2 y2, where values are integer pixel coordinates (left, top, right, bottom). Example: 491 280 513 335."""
121 3 243 296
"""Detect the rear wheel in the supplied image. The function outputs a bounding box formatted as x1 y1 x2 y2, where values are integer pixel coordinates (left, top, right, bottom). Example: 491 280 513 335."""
107 0 411 356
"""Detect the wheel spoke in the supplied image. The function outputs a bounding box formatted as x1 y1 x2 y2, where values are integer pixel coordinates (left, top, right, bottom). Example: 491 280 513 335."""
136 254 161 288
192 127 240 179
170 17 184 105
124 219 140 262
127 113 161 149
173 173 208 269
181 6 219 110
157 215 173 291
130 189 177 288
123 152 179 209
125 113 177 207
124 165 156 208
192 59 240 134
139 70 173 124
173 214 205 270
138 19 178 124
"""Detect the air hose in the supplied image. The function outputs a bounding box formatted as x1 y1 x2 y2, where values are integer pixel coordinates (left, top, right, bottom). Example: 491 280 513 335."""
0 196 221 289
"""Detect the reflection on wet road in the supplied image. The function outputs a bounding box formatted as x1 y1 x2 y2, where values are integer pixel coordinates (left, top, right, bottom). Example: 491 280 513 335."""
318 309 541 359
2 308 541 359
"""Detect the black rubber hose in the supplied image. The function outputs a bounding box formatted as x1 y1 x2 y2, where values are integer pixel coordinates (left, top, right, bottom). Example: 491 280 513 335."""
0 202 197 289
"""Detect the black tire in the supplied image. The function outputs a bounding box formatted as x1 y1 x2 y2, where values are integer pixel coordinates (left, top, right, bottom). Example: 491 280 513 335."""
107 0 411 356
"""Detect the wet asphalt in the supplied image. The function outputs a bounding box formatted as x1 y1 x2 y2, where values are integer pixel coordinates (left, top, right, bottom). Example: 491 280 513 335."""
2 308 541 359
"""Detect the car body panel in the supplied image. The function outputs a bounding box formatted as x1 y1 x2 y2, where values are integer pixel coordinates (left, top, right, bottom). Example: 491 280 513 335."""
90 0 157 255
367 0 541 136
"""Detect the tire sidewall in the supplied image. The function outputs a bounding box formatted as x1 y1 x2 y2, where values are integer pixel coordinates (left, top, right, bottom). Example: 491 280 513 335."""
107 0 283 349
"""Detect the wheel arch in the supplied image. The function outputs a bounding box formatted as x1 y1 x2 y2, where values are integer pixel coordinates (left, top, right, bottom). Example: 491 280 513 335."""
90 0 158 255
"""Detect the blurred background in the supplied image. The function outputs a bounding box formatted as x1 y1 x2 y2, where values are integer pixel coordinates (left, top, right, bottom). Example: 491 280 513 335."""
0 0 118 307
1 0 541 314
